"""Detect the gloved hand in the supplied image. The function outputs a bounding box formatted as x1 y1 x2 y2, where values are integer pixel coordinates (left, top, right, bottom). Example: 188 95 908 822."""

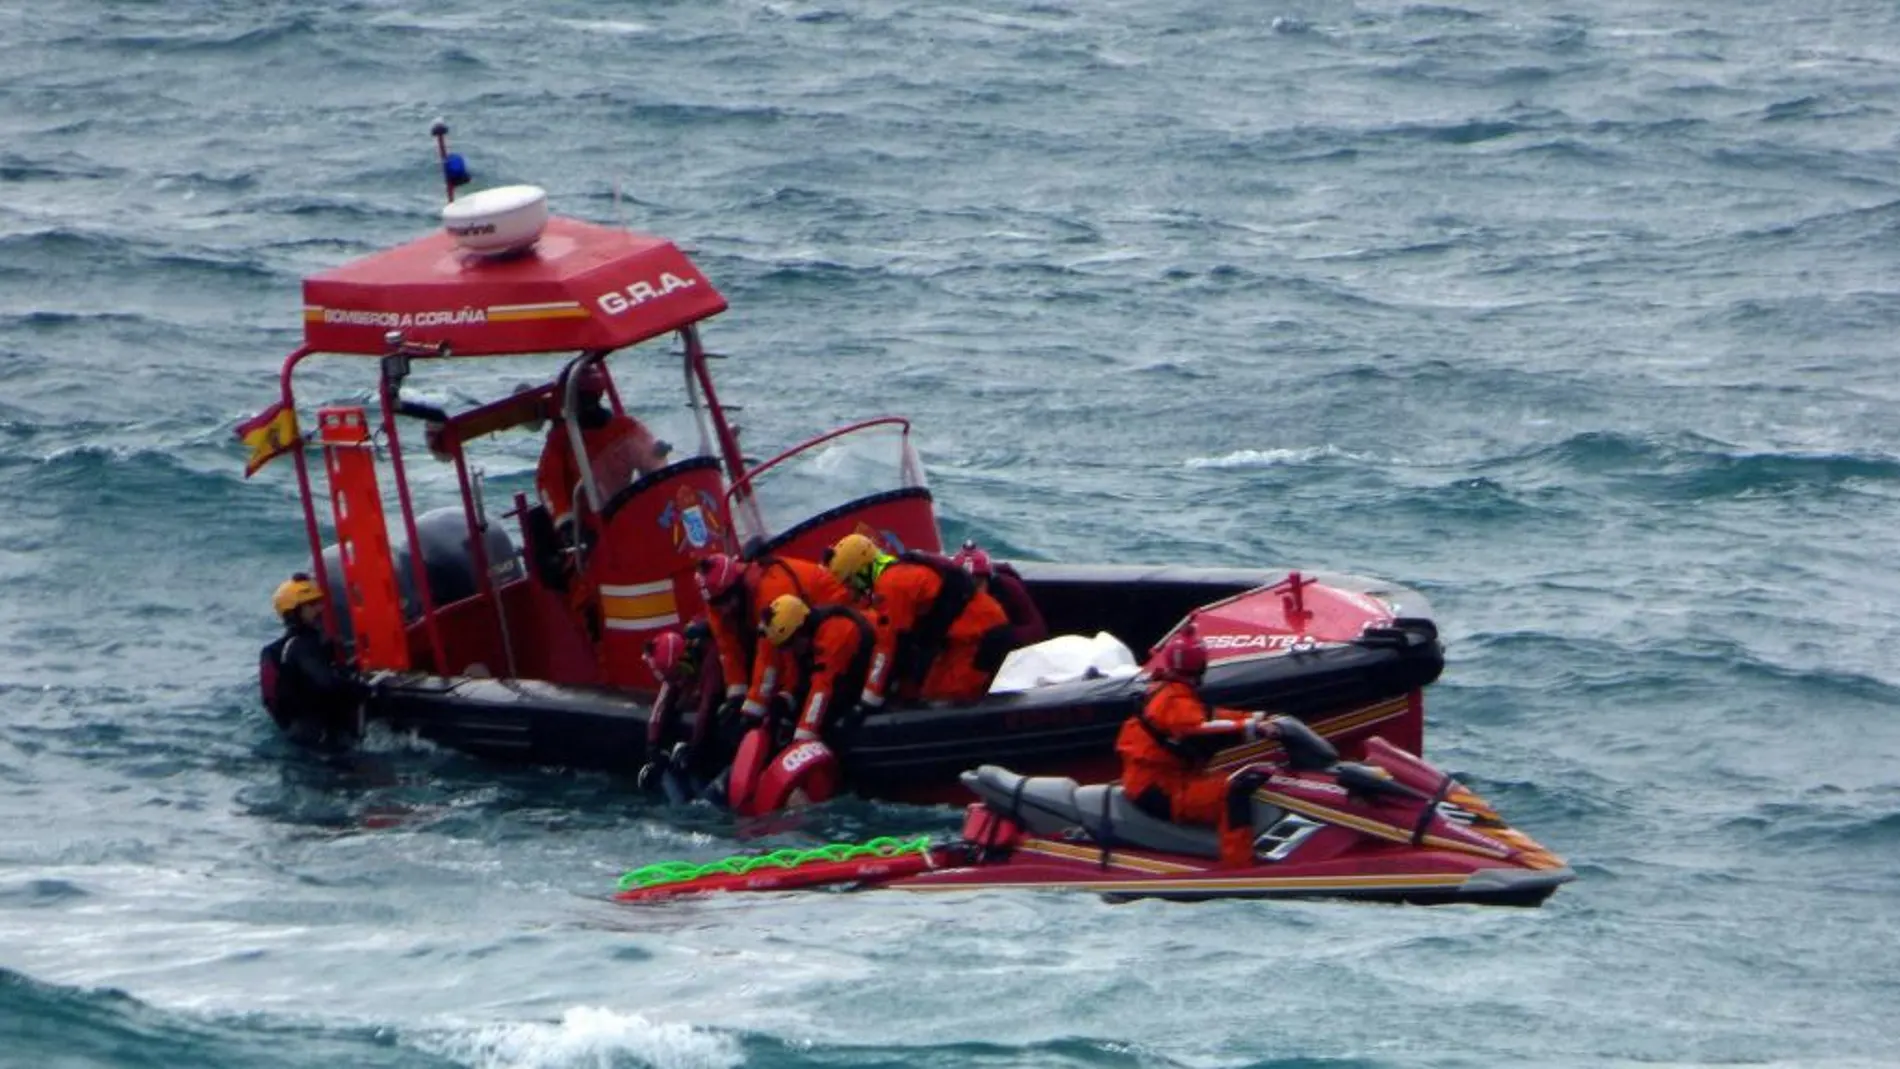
636 760 663 795
1246 713 1278 742
666 741 692 774
716 695 746 723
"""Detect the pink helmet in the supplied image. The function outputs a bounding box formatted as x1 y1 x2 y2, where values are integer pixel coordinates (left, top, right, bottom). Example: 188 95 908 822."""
644 630 689 683
696 553 745 603
953 541 993 579
1148 623 1208 682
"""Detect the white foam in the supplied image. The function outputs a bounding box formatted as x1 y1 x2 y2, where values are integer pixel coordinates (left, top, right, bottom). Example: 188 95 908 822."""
550 18 649 36
427 1006 741 1069
355 722 442 755
1182 444 1373 469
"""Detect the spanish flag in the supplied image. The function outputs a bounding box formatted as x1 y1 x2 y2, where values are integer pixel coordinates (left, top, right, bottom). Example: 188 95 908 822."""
236 401 300 478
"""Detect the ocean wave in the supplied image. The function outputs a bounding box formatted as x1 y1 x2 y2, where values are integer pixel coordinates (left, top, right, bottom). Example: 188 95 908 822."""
1707 290 1900 333
0 965 447 1069
0 227 283 288
416 1006 740 1069
0 877 91 908
1457 625 1900 714
0 226 136 268
1384 118 1524 145
1723 801 1900 855
0 152 119 182
1496 431 1900 497
95 14 321 56
4 437 248 488
548 18 651 37
0 309 155 329
1183 445 1371 469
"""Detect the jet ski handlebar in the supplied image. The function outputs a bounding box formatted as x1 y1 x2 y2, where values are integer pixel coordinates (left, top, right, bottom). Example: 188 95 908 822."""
1271 715 1340 771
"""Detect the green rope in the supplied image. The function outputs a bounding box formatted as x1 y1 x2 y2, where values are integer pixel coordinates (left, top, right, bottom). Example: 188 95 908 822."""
617 835 934 892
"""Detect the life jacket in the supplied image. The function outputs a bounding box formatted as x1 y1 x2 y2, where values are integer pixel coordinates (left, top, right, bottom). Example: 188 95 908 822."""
1128 685 1234 766
258 636 289 727
755 555 813 603
986 561 1048 647
259 630 331 731
790 605 878 737
889 550 975 689
1131 700 1197 763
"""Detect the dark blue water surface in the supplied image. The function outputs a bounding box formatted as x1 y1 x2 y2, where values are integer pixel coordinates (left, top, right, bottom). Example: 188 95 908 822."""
4 1 1900 1066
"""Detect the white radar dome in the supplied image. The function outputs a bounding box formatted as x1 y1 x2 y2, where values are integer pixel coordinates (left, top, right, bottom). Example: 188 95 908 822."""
441 184 549 254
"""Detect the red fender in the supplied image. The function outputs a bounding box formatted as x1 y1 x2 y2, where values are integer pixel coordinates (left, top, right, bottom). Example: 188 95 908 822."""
725 725 774 815
739 740 843 816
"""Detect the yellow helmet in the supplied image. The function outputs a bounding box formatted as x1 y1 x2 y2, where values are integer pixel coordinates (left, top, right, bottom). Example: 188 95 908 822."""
759 594 811 647
826 533 882 589
272 574 324 616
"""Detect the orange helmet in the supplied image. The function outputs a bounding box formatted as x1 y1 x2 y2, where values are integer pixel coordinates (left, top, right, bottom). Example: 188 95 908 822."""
272 574 323 617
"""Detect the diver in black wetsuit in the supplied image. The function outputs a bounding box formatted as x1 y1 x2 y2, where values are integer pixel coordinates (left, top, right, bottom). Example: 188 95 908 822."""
259 574 366 748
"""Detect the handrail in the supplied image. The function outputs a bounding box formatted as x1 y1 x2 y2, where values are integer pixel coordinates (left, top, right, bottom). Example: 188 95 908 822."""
278 346 333 644
720 416 914 537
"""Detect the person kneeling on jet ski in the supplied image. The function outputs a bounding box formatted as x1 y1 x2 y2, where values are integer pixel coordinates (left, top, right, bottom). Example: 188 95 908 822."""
259 574 367 748
1117 624 1283 869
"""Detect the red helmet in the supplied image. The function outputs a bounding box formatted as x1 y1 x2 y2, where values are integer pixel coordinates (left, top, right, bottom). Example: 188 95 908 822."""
644 630 690 683
953 541 993 579
1148 624 1207 682
696 553 745 603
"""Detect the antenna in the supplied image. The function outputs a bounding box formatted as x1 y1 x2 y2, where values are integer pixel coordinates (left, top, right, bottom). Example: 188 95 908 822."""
431 118 471 204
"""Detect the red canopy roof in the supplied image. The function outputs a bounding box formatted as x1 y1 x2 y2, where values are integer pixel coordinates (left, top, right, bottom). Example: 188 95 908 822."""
301 216 729 356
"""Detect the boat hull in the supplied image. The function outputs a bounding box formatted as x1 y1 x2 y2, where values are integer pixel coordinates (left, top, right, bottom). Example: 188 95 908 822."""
361 564 1443 802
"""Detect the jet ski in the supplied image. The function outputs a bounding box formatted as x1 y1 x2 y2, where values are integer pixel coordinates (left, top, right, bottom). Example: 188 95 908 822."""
613 733 1572 907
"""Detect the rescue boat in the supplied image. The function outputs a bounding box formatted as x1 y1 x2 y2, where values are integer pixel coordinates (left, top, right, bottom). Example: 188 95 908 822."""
243 124 1445 803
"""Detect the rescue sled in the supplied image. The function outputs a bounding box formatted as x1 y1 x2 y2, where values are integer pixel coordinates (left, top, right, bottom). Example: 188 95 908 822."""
243 123 1445 803
614 733 1573 907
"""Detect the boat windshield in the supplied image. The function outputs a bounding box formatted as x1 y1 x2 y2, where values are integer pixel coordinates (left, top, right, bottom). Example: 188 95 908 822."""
726 418 927 548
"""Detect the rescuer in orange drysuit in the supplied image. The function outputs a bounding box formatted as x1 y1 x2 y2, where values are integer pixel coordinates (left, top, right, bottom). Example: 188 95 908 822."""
695 551 851 724
755 594 879 745
825 533 1014 706
1116 625 1283 869
534 362 671 533
950 541 1047 652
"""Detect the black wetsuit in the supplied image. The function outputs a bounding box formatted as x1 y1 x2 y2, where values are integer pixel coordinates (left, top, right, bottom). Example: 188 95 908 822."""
261 622 365 748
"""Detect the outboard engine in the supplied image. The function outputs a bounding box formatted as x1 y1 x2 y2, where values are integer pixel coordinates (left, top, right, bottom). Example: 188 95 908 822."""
320 507 523 647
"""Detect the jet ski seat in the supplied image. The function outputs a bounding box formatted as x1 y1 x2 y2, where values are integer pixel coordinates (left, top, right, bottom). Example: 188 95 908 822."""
962 765 1284 858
